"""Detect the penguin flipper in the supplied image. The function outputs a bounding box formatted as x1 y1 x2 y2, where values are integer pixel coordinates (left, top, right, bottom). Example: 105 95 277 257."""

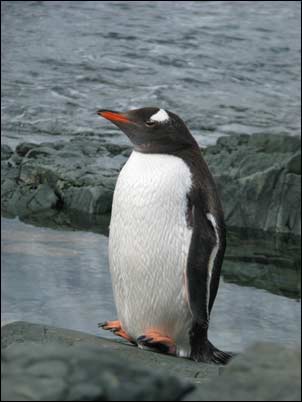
186 189 229 364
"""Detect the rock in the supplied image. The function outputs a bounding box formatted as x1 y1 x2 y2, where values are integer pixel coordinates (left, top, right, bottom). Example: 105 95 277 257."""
15 142 39 157
1 144 13 160
223 258 301 299
2 342 194 401
26 184 59 213
1 133 301 235
1 322 300 402
1 137 128 227
63 186 113 215
184 343 301 401
1 322 219 385
286 152 301 175
204 134 301 235
1 322 204 401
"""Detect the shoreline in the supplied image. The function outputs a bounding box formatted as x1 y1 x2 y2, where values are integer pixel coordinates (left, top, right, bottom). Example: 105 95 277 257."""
1 133 301 236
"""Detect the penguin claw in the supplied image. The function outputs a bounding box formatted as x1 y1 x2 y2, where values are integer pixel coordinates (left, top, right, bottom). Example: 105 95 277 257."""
191 340 233 365
137 331 176 355
98 320 134 344
137 335 153 343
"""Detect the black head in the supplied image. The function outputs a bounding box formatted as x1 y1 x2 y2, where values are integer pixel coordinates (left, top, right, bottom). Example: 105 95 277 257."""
97 107 198 153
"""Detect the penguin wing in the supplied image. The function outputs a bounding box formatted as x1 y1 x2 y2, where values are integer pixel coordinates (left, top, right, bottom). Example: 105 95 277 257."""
186 189 225 325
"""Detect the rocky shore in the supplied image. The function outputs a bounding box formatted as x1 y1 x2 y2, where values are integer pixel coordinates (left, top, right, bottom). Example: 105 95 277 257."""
1 133 301 236
1 321 301 401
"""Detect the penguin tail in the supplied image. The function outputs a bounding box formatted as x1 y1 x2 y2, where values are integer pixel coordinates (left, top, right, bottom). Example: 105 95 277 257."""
191 340 233 365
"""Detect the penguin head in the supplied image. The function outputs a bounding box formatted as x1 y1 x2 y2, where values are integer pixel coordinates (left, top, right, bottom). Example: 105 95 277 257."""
97 107 198 153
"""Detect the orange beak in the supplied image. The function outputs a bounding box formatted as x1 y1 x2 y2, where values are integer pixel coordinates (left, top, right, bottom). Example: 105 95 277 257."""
97 110 131 124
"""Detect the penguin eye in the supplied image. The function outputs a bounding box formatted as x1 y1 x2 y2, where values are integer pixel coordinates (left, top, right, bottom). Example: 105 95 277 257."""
145 120 156 127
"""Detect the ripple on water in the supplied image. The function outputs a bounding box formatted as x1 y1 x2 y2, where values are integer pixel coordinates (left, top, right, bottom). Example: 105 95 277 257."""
1 1 301 147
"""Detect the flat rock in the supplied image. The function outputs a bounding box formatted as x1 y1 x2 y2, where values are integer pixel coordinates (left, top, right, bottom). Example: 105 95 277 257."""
1 321 214 401
1 322 300 401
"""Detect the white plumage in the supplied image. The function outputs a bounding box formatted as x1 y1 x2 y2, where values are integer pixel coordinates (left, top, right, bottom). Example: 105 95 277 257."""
150 108 170 122
109 150 193 356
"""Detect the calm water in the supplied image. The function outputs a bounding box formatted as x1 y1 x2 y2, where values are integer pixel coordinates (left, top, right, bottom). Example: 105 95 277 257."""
1 1 301 149
1 218 300 352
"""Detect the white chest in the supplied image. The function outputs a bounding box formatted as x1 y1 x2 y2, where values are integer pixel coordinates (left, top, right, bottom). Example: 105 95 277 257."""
108 151 193 354
111 151 193 227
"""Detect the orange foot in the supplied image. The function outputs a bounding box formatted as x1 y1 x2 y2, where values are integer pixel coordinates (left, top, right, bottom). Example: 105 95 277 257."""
137 330 176 355
98 320 135 344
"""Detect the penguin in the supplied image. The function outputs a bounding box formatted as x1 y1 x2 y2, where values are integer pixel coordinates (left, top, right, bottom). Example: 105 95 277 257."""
97 107 232 364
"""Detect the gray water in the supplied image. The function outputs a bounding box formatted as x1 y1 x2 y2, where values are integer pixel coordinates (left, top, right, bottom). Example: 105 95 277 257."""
1 217 300 353
1 1 301 149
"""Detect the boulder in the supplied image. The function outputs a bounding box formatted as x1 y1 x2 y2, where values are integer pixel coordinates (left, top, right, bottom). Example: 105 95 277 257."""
204 134 301 235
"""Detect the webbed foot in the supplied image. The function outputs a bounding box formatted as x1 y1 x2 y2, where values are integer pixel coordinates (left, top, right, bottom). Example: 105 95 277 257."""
191 340 233 365
98 320 135 344
137 330 176 355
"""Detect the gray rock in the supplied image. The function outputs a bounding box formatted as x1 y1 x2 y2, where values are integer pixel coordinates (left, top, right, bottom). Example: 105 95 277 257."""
2 343 193 401
185 343 301 401
204 134 301 235
63 186 113 215
1 322 219 385
1 322 300 402
15 142 39 157
1 133 301 235
1 144 13 160
286 152 301 175
26 183 59 213
1 137 128 227
1 322 201 401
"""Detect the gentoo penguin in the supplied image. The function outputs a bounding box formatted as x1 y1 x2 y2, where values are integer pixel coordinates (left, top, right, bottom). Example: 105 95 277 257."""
97 107 231 364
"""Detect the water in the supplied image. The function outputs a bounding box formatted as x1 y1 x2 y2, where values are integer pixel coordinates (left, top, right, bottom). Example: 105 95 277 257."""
1 1 301 149
1 217 300 352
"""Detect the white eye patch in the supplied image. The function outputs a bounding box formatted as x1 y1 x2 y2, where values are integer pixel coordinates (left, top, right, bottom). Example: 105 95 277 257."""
150 108 169 123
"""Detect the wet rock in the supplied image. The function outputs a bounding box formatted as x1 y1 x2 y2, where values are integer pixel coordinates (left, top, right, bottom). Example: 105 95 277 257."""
15 142 39 157
1 137 128 224
204 134 301 235
1 133 301 235
63 186 113 215
1 144 13 160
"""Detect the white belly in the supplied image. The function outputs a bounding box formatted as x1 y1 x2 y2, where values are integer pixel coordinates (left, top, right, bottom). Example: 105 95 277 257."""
108 151 193 356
